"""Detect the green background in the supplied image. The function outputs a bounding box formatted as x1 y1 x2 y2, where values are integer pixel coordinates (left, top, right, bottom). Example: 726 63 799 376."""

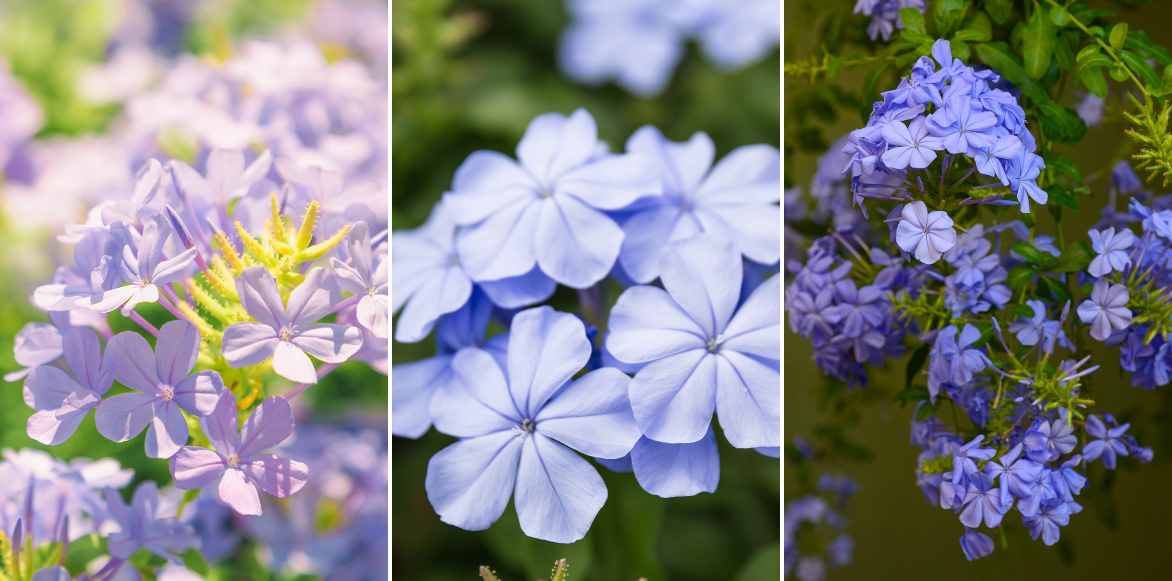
784 1 1172 579
391 1 780 579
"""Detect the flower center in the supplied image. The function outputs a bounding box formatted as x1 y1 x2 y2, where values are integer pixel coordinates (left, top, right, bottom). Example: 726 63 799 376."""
159 385 175 401
706 336 722 353
520 418 536 433
227 453 240 468
278 326 294 342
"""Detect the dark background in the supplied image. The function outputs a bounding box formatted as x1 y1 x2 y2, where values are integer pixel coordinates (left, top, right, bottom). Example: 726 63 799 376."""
392 1 780 580
784 1 1172 579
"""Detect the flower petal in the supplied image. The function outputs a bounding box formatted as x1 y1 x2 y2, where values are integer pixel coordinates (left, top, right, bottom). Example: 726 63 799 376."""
507 307 592 418
239 396 295 458
443 151 538 224
218 468 262 516
291 324 363 364
235 267 287 328
514 433 606 543
286 268 333 325
715 351 780 448
221 323 279 367
628 350 717 444
155 320 200 385
95 392 157 442
607 286 705 364
425 431 523 531
630 430 720 498
145 403 189 459
433 348 520 437
517 109 597 183
174 372 224 416
720 274 780 360
659 234 742 337
534 195 624 288
107 331 161 393
244 454 309 498
536 368 640 459
391 356 451 439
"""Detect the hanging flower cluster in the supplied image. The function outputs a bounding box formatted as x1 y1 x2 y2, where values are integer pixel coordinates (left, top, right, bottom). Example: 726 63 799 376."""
392 108 781 543
786 38 1171 562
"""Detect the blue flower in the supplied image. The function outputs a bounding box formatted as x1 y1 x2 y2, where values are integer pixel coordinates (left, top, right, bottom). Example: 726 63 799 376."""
959 528 994 561
895 201 956 264
854 0 926 42
928 325 988 403
927 94 999 155
1082 414 1130 470
558 1 689 97
1023 500 1072 546
424 307 640 543
983 443 1043 504
607 234 779 448
443 109 660 288
958 474 1009 528
1022 415 1077 463
391 205 554 343
1009 300 1071 352
880 118 941 170
1077 279 1132 341
626 429 721 498
1088 226 1136 277
951 435 996 486
616 126 779 283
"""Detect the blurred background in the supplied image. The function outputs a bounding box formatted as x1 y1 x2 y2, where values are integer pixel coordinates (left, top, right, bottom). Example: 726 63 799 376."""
785 0 1172 579
0 0 388 578
391 1 779 579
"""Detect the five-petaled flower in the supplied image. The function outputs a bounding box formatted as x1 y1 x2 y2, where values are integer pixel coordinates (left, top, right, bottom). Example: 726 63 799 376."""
895 201 956 264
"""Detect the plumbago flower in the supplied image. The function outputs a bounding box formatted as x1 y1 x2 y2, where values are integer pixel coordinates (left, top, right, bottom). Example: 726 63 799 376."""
393 110 781 542
558 0 779 96
787 36 1172 563
11 145 384 556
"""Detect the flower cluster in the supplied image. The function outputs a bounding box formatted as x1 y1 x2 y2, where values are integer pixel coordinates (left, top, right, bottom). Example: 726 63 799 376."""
783 474 857 581
788 39 1170 563
0 448 207 580
853 0 927 42
392 108 780 542
845 39 1049 222
559 0 779 96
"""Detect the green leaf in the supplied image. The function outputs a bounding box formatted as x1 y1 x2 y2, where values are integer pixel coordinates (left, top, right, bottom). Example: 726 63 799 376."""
900 7 926 35
984 0 1015 25
735 545 781 581
1120 49 1164 93
182 549 210 577
1054 242 1093 273
954 11 992 42
973 42 1048 103
1050 5 1071 27
931 0 969 37
1022 5 1056 79
1011 241 1047 266
1076 45 1112 70
1007 265 1036 292
1037 101 1088 143
1077 66 1108 98
905 343 930 388
1110 22 1129 51
1039 275 1072 304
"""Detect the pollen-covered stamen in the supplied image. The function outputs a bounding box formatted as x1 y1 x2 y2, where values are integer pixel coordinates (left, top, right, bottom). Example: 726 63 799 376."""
159 385 175 401
520 418 536 433
278 326 294 342
226 453 240 468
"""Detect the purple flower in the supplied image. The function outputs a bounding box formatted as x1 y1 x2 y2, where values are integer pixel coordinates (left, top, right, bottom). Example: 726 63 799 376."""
880 118 942 170
928 94 998 155
928 325 988 402
1023 501 1072 546
24 328 112 446
959 474 1009 528
959 528 994 561
6 322 63 382
222 267 362 384
1077 280 1132 341
627 430 721 498
823 281 885 339
442 109 659 288
951 435 996 485
425 307 640 543
96 321 225 458
170 393 309 516
1088 227 1135 277
607 235 780 448
1023 416 1077 463
1082 414 1130 470
1005 153 1048 213
331 222 388 339
105 481 195 562
895 201 956 264
983 443 1043 502
1009 300 1070 352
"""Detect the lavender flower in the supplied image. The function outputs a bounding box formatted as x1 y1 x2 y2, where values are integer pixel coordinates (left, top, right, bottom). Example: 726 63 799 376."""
895 201 956 264
96 321 225 458
105 482 195 562
24 328 112 446
1082 414 1130 470
171 393 309 516
222 267 362 384
1077 279 1132 341
1088 227 1136 277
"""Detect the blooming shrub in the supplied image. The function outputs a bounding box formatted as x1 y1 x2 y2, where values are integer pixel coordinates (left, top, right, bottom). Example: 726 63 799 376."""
786 0 1172 570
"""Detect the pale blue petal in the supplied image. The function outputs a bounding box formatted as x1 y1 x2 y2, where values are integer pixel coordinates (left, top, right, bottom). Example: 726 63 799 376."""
720 274 780 360
631 431 719 498
514 434 607 543
556 152 661 211
426 431 523 531
607 286 706 364
536 368 640 459
506 307 592 418
534 195 624 288
432 348 521 437
516 109 598 184
659 235 742 337
455 198 542 281
478 268 557 310
715 352 780 448
628 349 716 444
390 356 451 439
